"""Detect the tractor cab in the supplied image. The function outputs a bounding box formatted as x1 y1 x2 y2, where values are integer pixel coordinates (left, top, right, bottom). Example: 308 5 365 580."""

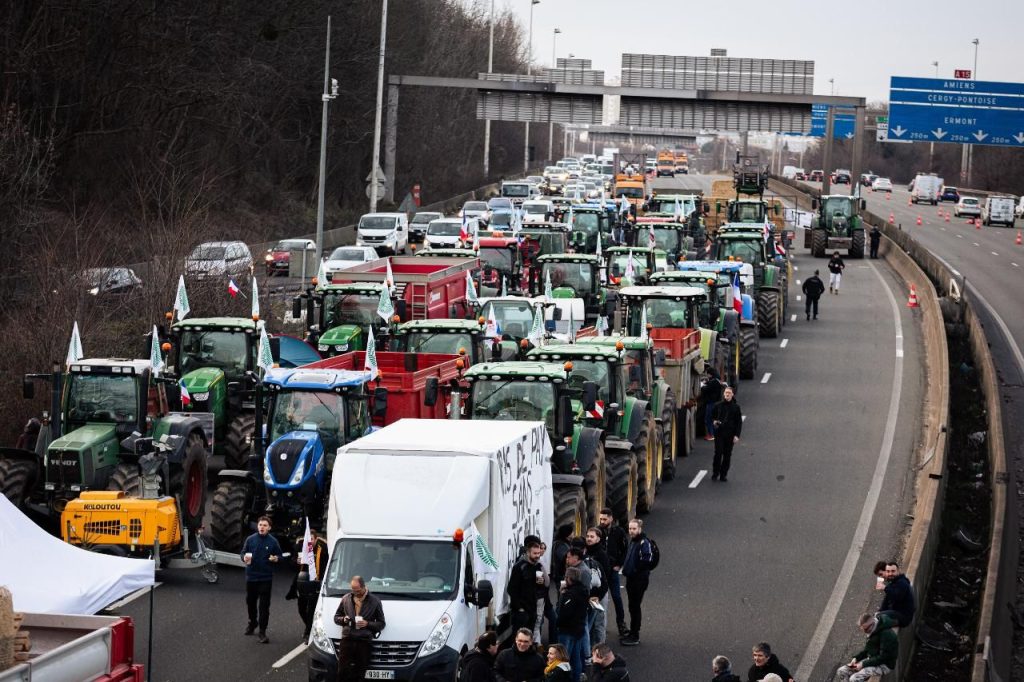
534 254 606 325
476 237 522 295
733 154 768 196
527 344 625 431
617 286 705 335
645 193 704 219
566 206 608 252
635 218 697 264
306 283 390 355
808 195 867 258
604 247 667 287
392 318 490 365
651 269 733 328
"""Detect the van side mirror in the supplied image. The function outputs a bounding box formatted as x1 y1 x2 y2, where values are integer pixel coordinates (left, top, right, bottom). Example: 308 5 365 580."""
22 378 34 400
557 395 574 439
292 296 303 319
373 387 389 419
474 579 494 607
424 377 438 407
582 381 598 412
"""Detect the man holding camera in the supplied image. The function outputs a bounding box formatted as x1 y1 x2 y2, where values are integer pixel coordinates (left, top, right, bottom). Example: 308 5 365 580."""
334 576 386 682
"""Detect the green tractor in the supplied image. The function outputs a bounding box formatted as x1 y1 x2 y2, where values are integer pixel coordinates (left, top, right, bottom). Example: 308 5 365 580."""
297 282 388 356
1 359 210 528
808 195 867 258
635 220 699 265
166 317 269 470
714 225 788 338
532 253 609 326
603 247 668 287
567 206 610 252
391 318 490 362
528 339 663 520
733 154 769 196
462 361 606 533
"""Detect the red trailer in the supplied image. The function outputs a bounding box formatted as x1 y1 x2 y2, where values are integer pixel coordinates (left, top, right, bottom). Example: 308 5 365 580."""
332 256 479 321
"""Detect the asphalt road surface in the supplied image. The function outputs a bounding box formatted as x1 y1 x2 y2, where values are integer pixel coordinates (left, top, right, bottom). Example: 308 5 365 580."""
111 175 927 681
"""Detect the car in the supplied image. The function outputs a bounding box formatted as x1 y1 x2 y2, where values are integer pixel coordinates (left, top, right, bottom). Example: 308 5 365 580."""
460 200 489 220
487 197 514 212
79 267 143 296
323 245 379 277
795 171 806 180
832 169 851 184
424 218 468 250
872 177 893 192
940 186 960 203
409 212 443 243
954 197 981 218
264 238 316 276
809 170 824 182
185 241 254 280
860 173 877 187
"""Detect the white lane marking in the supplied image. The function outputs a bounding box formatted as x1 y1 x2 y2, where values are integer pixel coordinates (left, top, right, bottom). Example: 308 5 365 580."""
1013 263 1020 268
796 260 904 681
992 251 999 256
973 242 980 247
957 234 964 239
107 583 161 610
796 295 802 301
273 644 308 668
689 470 708 488
741 415 747 422
760 373 772 384
896 349 904 357
796 279 802 285
780 338 789 348
790 314 797 322
940 227 946 231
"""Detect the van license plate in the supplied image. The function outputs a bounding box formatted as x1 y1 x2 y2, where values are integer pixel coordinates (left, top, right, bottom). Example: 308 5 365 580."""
365 672 395 680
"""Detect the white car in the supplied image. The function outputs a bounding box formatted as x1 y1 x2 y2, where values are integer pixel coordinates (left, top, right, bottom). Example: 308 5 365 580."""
323 246 378 278
185 241 253 280
954 197 981 218
872 177 893 192
424 218 469 249
460 200 489 221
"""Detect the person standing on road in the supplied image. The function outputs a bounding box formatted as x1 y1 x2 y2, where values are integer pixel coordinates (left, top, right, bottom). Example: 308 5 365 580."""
869 225 881 259
802 270 826 321
555 569 589 682
711 654 741 682
543 643 573 682
711 386 742 482
874 561 916 627
334 576 386 682
495 629 546 682
833 613 899 682
460 632 499 682
585 527 612 645
507 539 545 635
700 369 724 441
598 510 628 638
287 525 329 642
535 542 553 644
240 515 282 643
590 643 630 682
619 519 654 646
746 642 793 682
828 251 846 294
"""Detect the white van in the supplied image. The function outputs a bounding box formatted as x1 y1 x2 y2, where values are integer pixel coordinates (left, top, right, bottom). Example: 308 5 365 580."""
424 218 469 250
500 181 536 206
911 174 943 205
356 213 409 255
982 196 1016 227
307 420 553 681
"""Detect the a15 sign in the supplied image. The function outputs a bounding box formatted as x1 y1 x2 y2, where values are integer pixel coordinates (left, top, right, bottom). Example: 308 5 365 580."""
954 69 972 79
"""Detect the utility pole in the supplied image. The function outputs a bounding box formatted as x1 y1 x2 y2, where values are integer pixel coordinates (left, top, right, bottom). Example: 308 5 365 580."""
483 0 494 179
524 0 539 175
368 0 389 212
548 27 561 163
314 16 337 263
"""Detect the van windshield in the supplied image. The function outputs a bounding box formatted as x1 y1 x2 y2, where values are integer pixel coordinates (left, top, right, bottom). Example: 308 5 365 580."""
503 184 531 197
324 539 461 600
360 216 397 230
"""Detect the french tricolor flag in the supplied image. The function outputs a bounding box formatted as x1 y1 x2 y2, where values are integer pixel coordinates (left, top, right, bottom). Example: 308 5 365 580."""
228 279 241 297
180 381 192 407
732 273 743 313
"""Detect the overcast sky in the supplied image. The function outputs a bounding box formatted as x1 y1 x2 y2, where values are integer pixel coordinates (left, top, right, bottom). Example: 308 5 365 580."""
474 0 1023 102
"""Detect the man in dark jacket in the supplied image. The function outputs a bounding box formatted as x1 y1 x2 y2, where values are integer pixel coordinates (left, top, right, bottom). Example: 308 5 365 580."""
876 561 916 627
869 225 881 259
288 526 330 642
711 654 741 682
711 386 742 481
591 644 629 681
619 519 653 646
585 527 612 645
240 515 283 643
556 568 590 682
828 251 846 294
507 539 544 634
496 628 545 682
700 369 724 441
334 575 386 682
802 270 826 320
747 642 793 682
460 631 498 682
598 510 629 638
833 613 898 681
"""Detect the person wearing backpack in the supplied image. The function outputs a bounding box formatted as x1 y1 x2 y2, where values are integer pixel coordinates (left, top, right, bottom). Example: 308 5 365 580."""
585 527 612 645
620 518 657 646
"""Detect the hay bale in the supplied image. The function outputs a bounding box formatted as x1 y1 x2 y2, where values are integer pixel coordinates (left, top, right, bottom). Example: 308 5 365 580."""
0 586 14 672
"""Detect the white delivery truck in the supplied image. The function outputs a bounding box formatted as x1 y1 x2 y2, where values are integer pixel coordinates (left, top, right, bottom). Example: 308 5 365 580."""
356 212 410 255
911 173 943 205
981 195 1016 227
307 419 554 682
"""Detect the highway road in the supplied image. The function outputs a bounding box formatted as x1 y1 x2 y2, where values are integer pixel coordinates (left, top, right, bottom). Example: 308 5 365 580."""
108 174 927 681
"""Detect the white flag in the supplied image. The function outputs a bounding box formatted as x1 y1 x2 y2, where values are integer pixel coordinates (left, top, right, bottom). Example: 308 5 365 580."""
528 307 545 347
316 258 328 287
364 326 379 380
66 321 84 366
465 270 479 305
544 269 553 303
624 250 636 281
619 195 630 214
173 275 190 320
640 304 649 340
376 285 395 323
596 315 609 337
257 325 274 372
596 231 602 259
251 276 260 320
485 307 502 342
150 325 164 375
385 258 396 295
648 225 657 249
567 305 576 343
301 518 317 581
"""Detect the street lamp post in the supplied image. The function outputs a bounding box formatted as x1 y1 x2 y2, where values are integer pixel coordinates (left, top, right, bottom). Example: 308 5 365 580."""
483 0 494 179
961 39 979 185
548 27 561 163
369 0 389 212
829 78 835 96
929 61 938 170
524 0 539 175
314 16 338 263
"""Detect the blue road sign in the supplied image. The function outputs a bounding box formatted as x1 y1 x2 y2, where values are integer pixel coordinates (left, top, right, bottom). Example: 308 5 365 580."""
888 76 1024 147
809 104 855 139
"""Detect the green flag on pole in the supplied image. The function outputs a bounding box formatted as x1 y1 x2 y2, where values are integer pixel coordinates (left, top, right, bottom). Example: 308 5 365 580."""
364 326 379 380
66 321 84 366
257 325 274 372
544 270 553 303
640 304 648 340
376 286 395 323
465 270 479 305
173 275 190 320
528 307 544 347
251 276 260 320
150 325 164 374
316 258 328 289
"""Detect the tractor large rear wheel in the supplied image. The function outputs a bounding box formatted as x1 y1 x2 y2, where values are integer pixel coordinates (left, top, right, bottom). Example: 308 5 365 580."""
0 458 38 509
223 414 256 470
106 462 143 497
211 479 253 552
739 325 759 380
850 230 865 259
811 229 827 258
758 291 781 339
604 450 637 527
582 441 606 528
170 434 208 531
661 392 678 481
553 486 587 537
635 413 659 514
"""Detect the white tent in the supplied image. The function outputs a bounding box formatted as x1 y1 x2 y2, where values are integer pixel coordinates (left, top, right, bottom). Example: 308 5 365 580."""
0 495 155 614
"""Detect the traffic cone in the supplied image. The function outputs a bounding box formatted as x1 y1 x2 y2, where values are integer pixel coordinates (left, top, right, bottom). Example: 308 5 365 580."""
945 212 950 223
967 217 974 226
886 192 890 200
888 212 895 225
1016 230 1022 245
907 197 912 206
976 218 981 230
907 284 920 308
916 215 922 226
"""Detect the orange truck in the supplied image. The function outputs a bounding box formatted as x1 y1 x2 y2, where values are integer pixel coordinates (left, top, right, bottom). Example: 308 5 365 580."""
613 173 648 213
656 151 676 177
673 150 689 175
